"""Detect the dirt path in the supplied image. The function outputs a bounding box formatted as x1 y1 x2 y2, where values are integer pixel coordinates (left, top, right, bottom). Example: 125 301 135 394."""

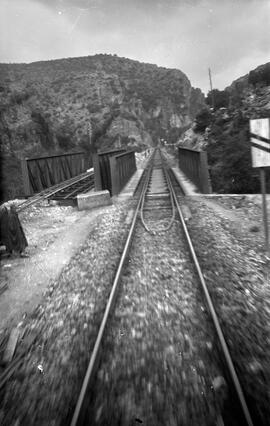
0 203 114 331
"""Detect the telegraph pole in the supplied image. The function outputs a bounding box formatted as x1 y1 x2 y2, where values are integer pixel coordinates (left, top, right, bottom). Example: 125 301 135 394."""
208 67 215 109
88 119 96 161
88 120 92 148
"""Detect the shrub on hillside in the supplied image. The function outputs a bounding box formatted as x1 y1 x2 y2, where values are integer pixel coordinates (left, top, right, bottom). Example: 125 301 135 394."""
207 113 263 193
194 109 212 132
87 103 102 113
1 153 23 200
167 127 185 144
10 90 31 105
31 110 54 149
78 134 94 159
57 133 73 150
55 118 75 150
248 64 270 87
206 89 230 109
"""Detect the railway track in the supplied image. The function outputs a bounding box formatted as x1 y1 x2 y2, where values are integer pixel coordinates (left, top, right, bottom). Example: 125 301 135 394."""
17 171 94 212
70 149 254 425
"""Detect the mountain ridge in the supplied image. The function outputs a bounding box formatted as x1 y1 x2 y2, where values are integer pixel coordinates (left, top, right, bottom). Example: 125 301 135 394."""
0 53 205 200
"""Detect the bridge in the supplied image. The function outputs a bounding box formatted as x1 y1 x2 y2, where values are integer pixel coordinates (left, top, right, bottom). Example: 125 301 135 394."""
20 146 212 210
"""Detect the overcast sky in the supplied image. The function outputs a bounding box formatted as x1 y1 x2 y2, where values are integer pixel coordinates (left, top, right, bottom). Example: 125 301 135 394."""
0 0 269 94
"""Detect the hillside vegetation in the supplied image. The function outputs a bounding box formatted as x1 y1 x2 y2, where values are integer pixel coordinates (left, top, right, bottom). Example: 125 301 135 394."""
0 54 204 200
179 62 270 193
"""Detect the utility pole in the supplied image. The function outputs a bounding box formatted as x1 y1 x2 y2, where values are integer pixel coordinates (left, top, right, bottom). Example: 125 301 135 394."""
88 120 93 156
208 67 215 109
88 120 92 145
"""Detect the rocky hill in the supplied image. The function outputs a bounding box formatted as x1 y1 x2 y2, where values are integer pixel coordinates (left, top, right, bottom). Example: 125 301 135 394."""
0 54 204 200
178 62 270 193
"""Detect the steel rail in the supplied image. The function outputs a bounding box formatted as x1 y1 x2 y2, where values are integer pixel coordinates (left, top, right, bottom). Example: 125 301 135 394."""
18 171 89 206
140 152 176 234
166 172 254 426
70 164 151 426
17 173 89 211
71 148 253 425
17 172 93 212
61 177 94 200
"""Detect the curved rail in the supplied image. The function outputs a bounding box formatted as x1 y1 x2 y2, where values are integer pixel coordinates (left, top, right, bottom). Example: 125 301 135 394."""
167 163 254 426
70 163 149 426
71 148 254 426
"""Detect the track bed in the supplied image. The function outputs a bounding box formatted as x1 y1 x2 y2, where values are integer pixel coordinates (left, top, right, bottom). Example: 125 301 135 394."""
85 213 228 425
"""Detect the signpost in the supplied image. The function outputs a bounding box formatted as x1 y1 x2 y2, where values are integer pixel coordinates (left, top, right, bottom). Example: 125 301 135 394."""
250 118 270 251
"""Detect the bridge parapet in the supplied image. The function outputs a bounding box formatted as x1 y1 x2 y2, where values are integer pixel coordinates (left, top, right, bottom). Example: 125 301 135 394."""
93 149 126 194
21 152 87 197
109 151 137 196
93 149 137 195
178 147 212 194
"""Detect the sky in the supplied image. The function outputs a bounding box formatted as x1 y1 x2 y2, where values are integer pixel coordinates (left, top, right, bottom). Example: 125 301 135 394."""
0 0 269 94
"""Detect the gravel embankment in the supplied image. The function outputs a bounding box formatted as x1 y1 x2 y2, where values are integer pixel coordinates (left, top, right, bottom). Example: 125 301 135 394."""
183 195 270 425
85 207 234 426
0 202 134 426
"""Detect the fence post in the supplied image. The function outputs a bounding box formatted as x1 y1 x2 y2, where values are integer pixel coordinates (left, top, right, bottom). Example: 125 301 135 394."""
93 154 102 191
200 151 212 193
178 147 212 194
21 159 32 197
109 156 118 196
81 154 85 172
132 152 137 174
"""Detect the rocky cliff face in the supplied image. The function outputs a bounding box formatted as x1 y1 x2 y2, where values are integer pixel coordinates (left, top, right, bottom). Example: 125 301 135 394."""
0 55 204 157
0 54 205 199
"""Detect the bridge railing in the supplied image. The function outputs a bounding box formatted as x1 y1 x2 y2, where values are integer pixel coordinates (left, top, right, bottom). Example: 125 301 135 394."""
21 152 87 197
178 147 212 193
93 149 137 195
109 151 137 195
93 149 126 194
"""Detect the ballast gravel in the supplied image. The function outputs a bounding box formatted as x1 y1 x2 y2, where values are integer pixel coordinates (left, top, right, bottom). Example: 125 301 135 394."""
183 195 270 425
0 202 132 426
86 209 236 426
0 193 269 425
